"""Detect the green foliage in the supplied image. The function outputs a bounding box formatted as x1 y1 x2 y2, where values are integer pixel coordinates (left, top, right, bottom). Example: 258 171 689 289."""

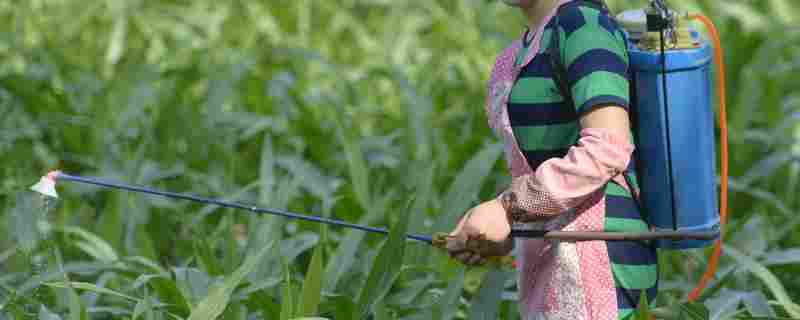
1 0 798 319
187 241 272 320
356 199 411 319
299 235 324 317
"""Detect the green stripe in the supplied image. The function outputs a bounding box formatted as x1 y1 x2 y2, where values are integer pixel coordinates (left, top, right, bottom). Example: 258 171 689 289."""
512 123 579 151
624 172 639 190
612 263 658 290
618 308 635 320
509 77 562 104
563 8 627 67
605 182 631 197
516 44 531 66
605 217 648 232
538 29 553 54
570 71 629 111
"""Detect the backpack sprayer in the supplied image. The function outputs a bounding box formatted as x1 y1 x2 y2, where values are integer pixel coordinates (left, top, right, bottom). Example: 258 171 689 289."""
549 0 728 300
27 0 728 300
560 0 729 300
616 0 729 302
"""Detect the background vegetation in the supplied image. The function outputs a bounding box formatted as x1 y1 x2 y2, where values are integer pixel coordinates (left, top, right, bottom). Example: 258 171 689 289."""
1 0 798 319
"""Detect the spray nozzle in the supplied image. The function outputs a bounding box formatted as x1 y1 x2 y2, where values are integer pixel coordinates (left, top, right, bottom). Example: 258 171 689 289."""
30 171 61 199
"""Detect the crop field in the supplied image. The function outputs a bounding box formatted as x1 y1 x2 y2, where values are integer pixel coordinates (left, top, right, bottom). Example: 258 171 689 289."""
1 0 799 319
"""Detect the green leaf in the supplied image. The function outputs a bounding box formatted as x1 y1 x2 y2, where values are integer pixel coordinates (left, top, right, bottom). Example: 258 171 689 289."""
44 281 138 302
373 300 391 320
299 232 325 316
319 294 357 320
323 193 391 292
125 256 167 274
148 276 191 316
330 101 370 210
38 305 62 320
194 238 223 276
725 245 800 318
677 303 709 320
280 259 296 320
355 199 412 319
650 302 709 320
58 226 119 263
173 267 214 307
187 241 274 320
432 266 465 320
467 269 509 320
245 289 281 318
279 232 320 264
132 288 154 320
634 290 651 320
403 164 435 266
54 249 88 320
743 291 777 318
433 142 503 233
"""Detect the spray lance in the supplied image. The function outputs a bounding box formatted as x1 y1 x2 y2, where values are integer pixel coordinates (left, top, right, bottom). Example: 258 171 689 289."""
29 170 716 270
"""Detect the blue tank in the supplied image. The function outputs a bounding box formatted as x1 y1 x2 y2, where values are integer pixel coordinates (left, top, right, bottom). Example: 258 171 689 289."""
629 31 720 249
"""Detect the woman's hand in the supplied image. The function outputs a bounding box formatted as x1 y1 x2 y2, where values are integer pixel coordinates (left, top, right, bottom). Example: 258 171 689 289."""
446 199 514 266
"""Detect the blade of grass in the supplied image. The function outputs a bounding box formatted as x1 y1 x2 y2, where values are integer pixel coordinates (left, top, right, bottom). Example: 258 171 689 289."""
132 287 153 320
355 199 412 319
44 281 138 302
299 232 324 316
186 241 274 320
194 238 223 276
280 258 296 320
467 269 509 320
54 249 89 320
433 142 502 233
58 226 119 263
323 192 392 292
329 103 370 211
432 266 465 320
724 245 800 318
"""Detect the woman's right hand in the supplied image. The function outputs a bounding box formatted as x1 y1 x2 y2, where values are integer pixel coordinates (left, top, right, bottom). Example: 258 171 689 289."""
446 199 514 266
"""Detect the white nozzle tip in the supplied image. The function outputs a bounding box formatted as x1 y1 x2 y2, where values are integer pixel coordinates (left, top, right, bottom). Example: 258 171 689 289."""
30 176 59 198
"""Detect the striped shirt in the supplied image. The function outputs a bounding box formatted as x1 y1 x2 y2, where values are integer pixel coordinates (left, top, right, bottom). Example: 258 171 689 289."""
507 1 658 318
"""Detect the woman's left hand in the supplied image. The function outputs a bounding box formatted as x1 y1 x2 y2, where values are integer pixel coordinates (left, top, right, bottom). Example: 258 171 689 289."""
446 199 514 266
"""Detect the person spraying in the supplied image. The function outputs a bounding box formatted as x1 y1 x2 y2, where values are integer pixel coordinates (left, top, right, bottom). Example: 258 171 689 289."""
445 0 729 318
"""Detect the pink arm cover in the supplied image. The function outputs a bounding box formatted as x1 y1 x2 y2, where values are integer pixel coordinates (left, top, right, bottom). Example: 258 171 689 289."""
500 127 634 222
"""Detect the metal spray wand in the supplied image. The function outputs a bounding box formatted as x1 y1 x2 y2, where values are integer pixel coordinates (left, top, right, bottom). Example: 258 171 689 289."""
30 171 718 269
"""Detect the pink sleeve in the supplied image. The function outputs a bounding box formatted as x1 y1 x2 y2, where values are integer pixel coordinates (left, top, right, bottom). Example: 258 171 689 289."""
498 127 634 222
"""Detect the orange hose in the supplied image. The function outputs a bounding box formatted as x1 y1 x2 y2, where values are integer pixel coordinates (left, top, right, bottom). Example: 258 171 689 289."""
686 13 729 302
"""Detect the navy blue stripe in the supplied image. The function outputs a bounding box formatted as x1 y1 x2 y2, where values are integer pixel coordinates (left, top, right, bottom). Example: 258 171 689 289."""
598 10 618 35
556 5 586 38
605 195 642 220
518 54 555 78
577 95 629 115
508 102 576 126
617 286 658 310
627 157 638 172
607 240 657 266
522 148 570 170
566 49 628 85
